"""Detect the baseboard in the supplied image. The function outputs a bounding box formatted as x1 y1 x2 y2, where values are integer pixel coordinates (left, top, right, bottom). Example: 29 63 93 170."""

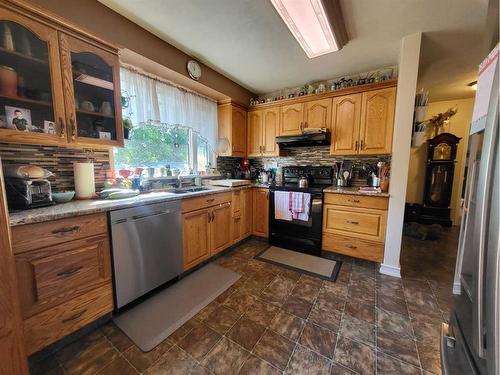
379 263 401 278
452 282 461 295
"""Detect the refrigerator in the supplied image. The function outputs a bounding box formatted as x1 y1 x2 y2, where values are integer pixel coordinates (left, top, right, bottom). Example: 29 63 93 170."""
442 45 499 375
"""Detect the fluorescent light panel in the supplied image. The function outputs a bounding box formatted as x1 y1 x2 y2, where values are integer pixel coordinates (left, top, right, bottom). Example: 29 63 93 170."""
270 0 339 58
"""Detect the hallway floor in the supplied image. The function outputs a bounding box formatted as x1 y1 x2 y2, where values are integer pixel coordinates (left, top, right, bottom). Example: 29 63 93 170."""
30 228 460 375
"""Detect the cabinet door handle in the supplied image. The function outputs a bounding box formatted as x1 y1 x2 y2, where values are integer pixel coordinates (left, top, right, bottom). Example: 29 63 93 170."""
51 225 80 235
58 117 66 139
70 118 77 141
360 140 364 150
348 199 361 203
206 198 215 203
346 220 359 225
208 212 212 222
211 212 215 221
345 244 357 249
57 266 83 278
354 140 358 151
62 309 87 323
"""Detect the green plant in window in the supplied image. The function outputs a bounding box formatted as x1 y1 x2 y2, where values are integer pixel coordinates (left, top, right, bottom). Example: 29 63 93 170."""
114 123 189 169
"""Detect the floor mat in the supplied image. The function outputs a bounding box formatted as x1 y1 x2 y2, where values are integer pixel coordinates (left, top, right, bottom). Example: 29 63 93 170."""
113 263 240 351
256 246 341 281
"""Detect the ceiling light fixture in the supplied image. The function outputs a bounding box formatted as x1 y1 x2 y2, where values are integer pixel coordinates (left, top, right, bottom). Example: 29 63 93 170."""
468 81 477 90
270 0 348 58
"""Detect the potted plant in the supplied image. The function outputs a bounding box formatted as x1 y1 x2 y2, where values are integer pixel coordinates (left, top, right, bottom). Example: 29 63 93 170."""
123 117 133 140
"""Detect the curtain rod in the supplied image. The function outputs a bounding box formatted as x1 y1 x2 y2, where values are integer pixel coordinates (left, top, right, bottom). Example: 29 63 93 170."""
120 63 217 103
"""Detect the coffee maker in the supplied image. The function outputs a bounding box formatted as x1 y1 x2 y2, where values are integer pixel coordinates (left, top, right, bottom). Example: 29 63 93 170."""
5 177 54 210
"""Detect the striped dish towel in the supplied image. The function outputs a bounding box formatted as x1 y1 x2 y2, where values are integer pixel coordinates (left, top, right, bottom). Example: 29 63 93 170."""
289 192 304 213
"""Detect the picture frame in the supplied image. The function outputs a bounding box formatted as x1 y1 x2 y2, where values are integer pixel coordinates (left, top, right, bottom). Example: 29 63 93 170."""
44 120 56 135
5 106 32 132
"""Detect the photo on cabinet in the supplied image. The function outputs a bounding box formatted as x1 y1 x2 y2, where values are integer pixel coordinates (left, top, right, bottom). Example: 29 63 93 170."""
5 105 32 131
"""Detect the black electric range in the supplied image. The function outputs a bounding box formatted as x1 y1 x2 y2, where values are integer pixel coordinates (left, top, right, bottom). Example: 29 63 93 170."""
268 166 333 256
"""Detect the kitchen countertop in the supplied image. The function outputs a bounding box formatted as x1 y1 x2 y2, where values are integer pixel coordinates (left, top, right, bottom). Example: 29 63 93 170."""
9 185 256 227
323 186 390 197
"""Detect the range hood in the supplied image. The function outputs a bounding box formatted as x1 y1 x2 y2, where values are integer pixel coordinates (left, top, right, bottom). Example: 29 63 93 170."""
275 131 331 147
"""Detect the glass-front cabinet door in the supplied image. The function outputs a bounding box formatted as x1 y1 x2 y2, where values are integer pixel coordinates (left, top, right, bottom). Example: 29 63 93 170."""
59 33 123 147
0 10 66 145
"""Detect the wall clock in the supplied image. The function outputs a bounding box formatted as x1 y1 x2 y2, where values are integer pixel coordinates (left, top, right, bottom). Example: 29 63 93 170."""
187 60 202 81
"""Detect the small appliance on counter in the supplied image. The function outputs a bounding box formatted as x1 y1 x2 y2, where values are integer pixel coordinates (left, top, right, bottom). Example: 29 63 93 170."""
3 164 54 210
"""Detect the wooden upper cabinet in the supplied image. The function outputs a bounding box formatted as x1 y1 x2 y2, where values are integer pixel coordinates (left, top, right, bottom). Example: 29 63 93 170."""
232 107 247 156
359 87 396 155
247 110 263 157
280 103 303 136
262 107 280 156
59 33 123 148
304 98 332 131
0 11 66 146
217 103 247 157
330 94 362 156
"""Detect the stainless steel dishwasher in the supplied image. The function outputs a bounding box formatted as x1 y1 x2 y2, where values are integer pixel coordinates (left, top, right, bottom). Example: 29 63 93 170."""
109 200 183 309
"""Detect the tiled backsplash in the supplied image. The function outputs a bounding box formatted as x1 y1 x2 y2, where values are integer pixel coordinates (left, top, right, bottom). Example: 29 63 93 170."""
217 146 390 186
0 143 110 191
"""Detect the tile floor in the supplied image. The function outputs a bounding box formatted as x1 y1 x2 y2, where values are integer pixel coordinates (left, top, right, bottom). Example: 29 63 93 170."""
30 227 459 375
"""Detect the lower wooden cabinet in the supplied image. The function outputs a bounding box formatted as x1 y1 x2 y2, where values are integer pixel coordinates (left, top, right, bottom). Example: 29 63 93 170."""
23 283 113 355
210 202 232 255
252 188 269 237
242 188 253 238
182 193 233 271
182 208 211 270
12 213 113 354
322 193 388 262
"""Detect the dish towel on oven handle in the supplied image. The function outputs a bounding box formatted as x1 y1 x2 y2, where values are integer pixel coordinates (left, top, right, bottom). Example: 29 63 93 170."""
289 192 311 221
289 191 304 213
274 191 293 221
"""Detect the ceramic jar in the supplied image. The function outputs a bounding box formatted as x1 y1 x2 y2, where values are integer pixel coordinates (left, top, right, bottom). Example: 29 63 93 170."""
0 65 17 96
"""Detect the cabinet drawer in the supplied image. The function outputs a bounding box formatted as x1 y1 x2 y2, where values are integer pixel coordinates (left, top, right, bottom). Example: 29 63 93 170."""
322 233 384 262
16 234 111 318
324 193 388 210
181 192 232 213
11 213 108 254
23 283 113 355
323 205 387 242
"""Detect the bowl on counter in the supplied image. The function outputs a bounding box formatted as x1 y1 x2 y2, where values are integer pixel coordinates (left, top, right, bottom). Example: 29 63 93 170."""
52 191 75 203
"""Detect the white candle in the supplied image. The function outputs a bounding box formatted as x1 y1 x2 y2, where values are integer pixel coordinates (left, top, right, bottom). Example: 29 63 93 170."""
73 162 95 199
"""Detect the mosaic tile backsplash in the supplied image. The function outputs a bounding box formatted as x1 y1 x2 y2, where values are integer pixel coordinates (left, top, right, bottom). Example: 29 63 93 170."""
217 146 390 186
0 143 110 191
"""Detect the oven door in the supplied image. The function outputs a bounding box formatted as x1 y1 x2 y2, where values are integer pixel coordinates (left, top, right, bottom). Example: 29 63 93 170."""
268 189 323 256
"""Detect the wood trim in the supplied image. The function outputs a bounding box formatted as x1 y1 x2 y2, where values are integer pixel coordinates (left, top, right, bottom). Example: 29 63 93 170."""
249 80 397 111
0 159 28 374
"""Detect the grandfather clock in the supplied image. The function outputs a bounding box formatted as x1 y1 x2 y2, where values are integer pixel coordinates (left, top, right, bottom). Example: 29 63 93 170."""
421 132 461 226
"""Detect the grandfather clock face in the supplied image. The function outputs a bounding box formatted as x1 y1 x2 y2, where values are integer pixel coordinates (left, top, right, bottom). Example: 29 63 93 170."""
433 142 452 160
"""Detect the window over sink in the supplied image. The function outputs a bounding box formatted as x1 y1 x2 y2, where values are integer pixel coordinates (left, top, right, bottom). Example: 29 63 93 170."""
113 66 217 174
113 123 211 173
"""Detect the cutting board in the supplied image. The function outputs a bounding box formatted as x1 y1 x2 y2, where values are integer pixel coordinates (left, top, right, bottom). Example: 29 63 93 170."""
208 179 252 187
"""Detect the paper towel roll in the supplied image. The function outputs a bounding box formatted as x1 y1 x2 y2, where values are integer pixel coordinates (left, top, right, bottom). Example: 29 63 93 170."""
73 162 95 199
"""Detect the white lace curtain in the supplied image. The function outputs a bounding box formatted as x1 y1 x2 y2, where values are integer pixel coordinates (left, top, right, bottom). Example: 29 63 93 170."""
120 66 218 150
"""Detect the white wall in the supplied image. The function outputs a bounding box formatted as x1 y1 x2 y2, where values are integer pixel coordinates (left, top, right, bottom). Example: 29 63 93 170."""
380 32 422 278
406 98 474 225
